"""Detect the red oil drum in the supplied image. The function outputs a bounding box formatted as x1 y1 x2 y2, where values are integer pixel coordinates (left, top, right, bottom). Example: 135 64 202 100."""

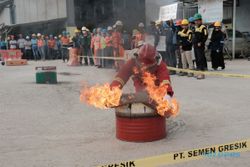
115 103 166 142
68 48 80 66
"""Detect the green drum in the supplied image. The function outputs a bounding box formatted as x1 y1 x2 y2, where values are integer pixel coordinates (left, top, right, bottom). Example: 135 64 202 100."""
35 66 57 84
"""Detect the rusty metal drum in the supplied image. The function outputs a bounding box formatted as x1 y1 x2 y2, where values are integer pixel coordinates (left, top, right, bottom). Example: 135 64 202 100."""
115 103 166 142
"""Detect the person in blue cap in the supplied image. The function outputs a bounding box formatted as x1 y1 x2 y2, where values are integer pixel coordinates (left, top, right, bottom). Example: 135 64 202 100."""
193 13 208 79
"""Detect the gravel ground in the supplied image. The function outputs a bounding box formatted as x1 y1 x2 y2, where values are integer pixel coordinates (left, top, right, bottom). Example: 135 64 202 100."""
0 60 249 167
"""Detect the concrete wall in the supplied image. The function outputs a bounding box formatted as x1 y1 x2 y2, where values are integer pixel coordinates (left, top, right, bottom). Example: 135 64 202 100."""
0 0 67 25
0 7 11 25
235 0 250 32
15 0 67 24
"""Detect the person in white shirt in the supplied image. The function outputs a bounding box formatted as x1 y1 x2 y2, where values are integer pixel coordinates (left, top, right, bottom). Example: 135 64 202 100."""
24 36 32 60
17 34 26 58
9 35 17 50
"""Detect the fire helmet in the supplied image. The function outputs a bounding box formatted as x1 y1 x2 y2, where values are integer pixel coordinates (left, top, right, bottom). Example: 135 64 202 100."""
138 44 157 65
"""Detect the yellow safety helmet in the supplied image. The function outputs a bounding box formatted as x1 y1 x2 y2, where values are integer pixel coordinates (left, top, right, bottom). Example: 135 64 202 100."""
155 20 162 25
181 19 189 25
214 21 221 27
74 29 80 33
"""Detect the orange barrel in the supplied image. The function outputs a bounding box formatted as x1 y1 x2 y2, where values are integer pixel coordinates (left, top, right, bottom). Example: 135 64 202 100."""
68 48 80 66
115 103 166 142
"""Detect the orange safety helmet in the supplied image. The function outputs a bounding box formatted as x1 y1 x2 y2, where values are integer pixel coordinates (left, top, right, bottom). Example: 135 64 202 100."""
175 19 182 26
138 44 157 65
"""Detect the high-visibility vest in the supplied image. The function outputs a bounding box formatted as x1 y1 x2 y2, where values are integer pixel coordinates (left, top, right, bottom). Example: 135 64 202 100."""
37 39 44 47
93 35 101 50
112 31 122 48
105 35 112 47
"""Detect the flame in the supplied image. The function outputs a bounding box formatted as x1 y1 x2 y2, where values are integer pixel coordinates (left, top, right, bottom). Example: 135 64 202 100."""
142 72 179 117
80 83 122 109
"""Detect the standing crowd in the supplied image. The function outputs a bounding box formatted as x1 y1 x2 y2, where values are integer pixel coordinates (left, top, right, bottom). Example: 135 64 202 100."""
0 14 226 79
148 13 226 79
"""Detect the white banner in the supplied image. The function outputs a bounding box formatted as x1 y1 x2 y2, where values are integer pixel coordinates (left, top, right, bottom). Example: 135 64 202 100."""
198 0 223 23
159 3 178 21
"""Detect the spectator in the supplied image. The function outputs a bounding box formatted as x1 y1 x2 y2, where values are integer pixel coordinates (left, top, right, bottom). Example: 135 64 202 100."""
135 22 146 48
17 34 26 57
80 27 93 66
188 17 196 68
54 36 62 59
0 36 7 50
44 35 49 59
92 27 102 67
37 33 45 61
61 31 70 62
48 35 56 60
164 20 177 69
178 19 194 77
209 21 225 70
31 34 39 61
9 35 17 50
100 29 107 67
104 26 114 68
24 36 32 60
112 20 124 70
72 29 81 64
193 13 208 79
173 20 183 71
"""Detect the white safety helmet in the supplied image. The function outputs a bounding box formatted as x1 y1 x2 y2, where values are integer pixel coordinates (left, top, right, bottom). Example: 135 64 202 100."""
37 33 41 37
26 36 30 40
115 20 123 26
138 22 145 28
107 26 113 31
81 26 87 31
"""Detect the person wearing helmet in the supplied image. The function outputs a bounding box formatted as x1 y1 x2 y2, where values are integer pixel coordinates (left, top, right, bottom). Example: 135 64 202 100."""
37 33 45 61
209 21 225 70
91 28 102 67
178 19 194 77
24 36 32 60
48 35 56 60
112 21 124 70
31 34 39 60
188 17 195 32
111 44 173 93
134 22 146 48
110 44 174 116
193 13 208 79
61 30 71 62
104 27 114 68
80 27 93 66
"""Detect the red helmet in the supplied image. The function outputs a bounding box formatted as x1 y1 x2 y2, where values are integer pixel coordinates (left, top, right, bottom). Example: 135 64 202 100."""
138 44 157 65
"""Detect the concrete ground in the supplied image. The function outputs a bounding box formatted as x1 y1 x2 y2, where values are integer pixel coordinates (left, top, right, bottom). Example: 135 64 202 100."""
0 60 250 167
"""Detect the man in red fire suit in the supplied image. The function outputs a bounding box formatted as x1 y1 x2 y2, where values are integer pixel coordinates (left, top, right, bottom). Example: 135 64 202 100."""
110 44 173 97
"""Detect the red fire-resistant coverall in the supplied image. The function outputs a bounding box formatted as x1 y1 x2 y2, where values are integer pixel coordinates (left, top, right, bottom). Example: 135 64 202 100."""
110 44 173 96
